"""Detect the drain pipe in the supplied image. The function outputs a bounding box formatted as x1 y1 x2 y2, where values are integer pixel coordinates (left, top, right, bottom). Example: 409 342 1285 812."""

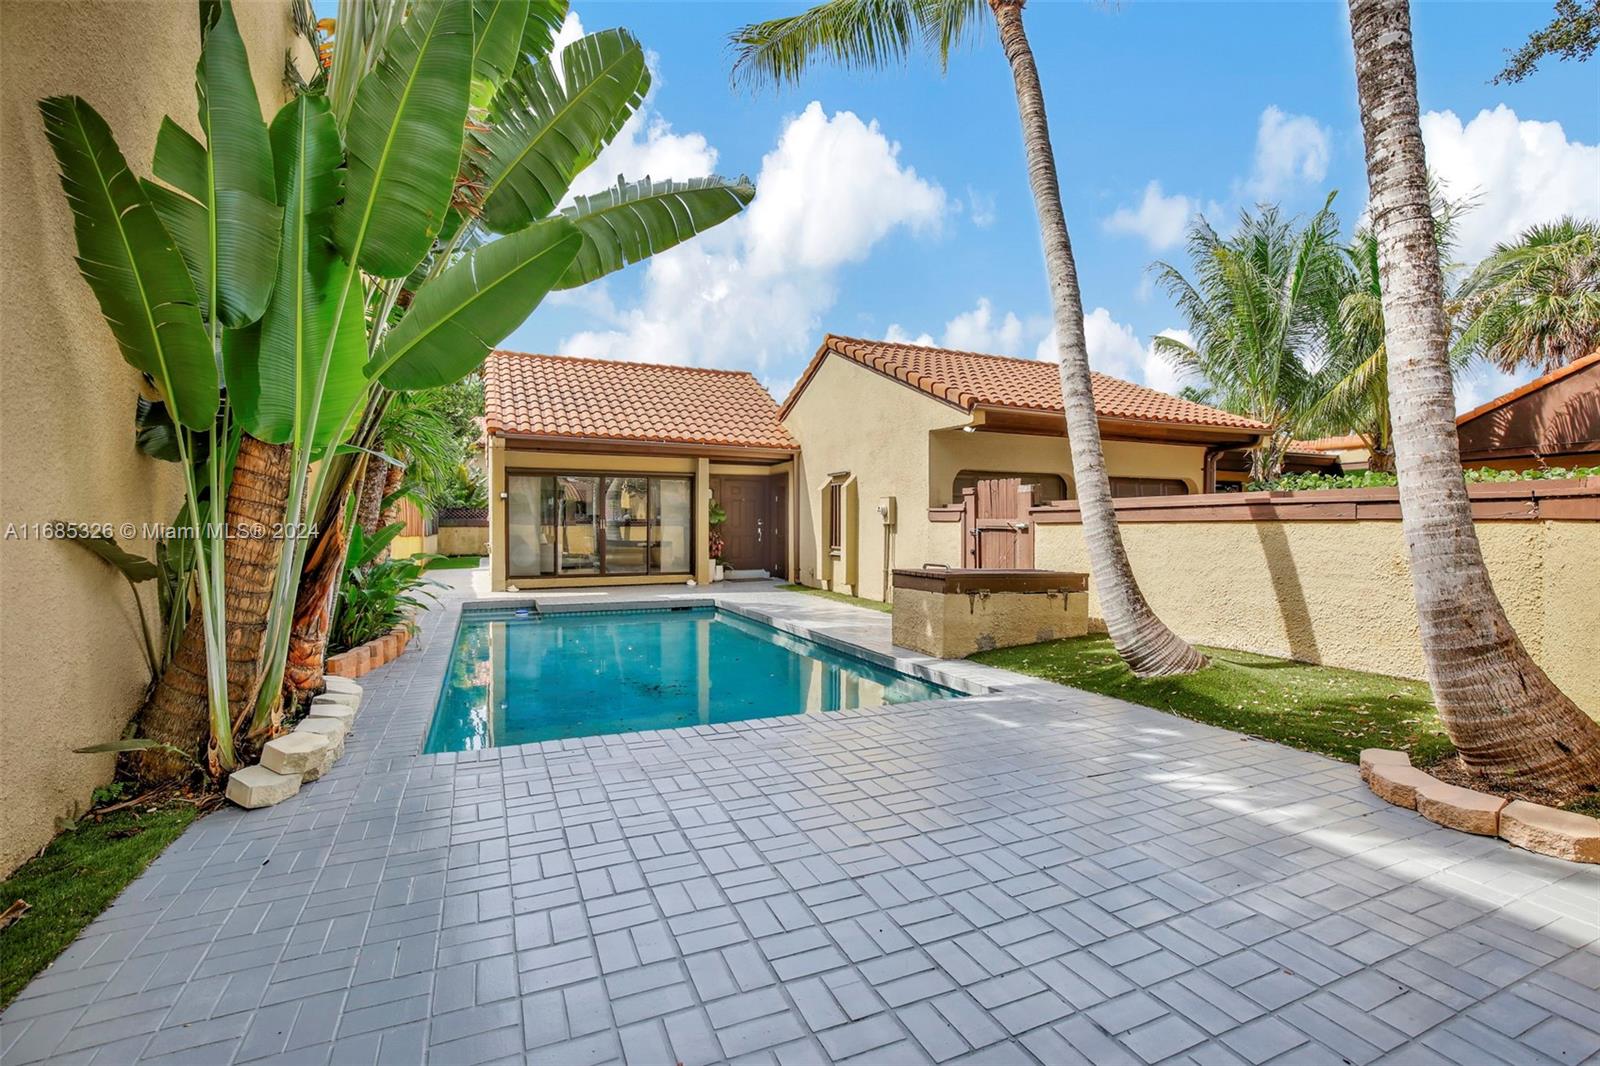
1203 438 1259 493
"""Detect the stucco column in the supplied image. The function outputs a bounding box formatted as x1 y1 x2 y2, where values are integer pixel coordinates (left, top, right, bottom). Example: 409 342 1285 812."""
694 457 712 584
489 436 507 590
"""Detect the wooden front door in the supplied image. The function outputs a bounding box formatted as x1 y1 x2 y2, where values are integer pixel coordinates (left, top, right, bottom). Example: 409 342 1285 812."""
713 474 789 575
962 478 1035 568
717 477 766 570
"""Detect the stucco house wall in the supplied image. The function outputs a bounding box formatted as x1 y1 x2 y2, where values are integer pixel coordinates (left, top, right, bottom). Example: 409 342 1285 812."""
0 0 306 875
785 354 969 600
783 353 1214 601
927 431 1206 505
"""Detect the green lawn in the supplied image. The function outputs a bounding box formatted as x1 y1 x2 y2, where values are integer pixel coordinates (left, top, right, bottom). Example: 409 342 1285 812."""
0 802 197 1009
972 636 1453 766
423 555 483 571
777 583 892 613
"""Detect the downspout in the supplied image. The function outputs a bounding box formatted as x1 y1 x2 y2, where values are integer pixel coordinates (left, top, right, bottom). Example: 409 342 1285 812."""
1203 438 1262 493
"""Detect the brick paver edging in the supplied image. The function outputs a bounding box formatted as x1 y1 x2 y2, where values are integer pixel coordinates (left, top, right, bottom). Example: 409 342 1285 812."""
1362 749 1600 864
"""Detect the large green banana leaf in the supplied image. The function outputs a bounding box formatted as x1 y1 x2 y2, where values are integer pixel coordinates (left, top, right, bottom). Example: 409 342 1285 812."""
151 0 280 328
39 96 218 430
474 28 649 235
369 219 582 390
556 175 755 289
225 96 365 454
519 0 570 63
152 117 208 199
336 0 473 279
470 0 530 109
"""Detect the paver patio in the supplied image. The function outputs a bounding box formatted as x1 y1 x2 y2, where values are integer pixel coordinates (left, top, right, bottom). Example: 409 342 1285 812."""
3 570 1597 1065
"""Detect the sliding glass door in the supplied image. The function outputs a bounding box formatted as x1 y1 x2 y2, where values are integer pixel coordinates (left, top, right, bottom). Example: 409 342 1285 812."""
507 472 693 579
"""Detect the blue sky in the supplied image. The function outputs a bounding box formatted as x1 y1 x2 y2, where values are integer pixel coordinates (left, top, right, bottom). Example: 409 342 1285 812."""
492 1 1600 410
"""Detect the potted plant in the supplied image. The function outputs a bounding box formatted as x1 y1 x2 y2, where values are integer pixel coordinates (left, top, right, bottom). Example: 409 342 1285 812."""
708 500 728 580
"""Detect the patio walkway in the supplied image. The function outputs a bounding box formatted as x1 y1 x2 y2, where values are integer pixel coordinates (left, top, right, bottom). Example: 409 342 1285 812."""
3 570 1597 1065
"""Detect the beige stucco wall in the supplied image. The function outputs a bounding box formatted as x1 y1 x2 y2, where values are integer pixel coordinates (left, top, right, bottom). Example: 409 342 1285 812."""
1029 518 1600 714
437 525 488 557
0 0 305 875
928 431 1206 506
786 355 969 601
783 353 1213 601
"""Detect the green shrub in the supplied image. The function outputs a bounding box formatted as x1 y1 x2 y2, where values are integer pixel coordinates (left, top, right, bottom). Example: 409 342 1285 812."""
330 523 441 652
1249 465 1598 492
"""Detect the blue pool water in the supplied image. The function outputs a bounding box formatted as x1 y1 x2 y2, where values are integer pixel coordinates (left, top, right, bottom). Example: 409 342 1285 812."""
423 607 960 752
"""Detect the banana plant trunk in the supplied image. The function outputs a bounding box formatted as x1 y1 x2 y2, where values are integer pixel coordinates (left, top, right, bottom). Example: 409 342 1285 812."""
990 0 1206 677
1349 0 1600 792
138 435 291 780
283 496 352 707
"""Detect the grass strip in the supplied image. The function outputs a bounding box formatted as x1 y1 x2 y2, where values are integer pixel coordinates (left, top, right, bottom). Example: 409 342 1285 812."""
1 802 197 1009
972 635 1453 765
422 555 483 571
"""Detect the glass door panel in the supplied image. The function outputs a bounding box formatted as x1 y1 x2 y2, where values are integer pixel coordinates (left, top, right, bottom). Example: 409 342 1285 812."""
604 477 649 575
652 478 692 573
555 475 600 574
507 475 553 576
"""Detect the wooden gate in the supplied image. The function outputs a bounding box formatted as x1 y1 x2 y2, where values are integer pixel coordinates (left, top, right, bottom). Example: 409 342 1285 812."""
961 478 1035 568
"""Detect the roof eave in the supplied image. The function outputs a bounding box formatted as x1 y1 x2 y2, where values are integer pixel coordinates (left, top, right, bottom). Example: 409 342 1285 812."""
494 430 798 461
970 403 1269 443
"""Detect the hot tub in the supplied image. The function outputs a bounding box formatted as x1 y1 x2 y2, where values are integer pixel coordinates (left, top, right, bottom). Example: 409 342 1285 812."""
891 568 1089 659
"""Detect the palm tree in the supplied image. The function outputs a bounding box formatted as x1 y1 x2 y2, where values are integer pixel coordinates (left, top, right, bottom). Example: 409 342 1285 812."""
730 0 1206 676
1347 0 1600 792
1457 217 1600 374
1151 200 1344 481
1306 187 1469 473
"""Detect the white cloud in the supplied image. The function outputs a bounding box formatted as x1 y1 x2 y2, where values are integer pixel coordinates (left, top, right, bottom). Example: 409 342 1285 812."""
1034 310 1191 393
941 298 1029 355
1246 105 1331 199
1420 105 1600 264
572 114 718 200
1103 181 1194 250
966 187 996 228
883 323 935 347
560 102 947 376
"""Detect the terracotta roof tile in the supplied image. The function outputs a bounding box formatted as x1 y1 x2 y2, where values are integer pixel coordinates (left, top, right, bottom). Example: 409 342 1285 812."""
484 350 796 451
781 335 1269 432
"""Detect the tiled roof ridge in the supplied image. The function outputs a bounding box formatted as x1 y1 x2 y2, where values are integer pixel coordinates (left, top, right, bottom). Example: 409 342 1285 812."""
491 348 767 381
802 334 1269 432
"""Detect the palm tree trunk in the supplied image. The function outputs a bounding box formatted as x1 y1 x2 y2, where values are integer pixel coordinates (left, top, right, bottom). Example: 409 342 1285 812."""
1349 0 1600 792
989 0 1205 676
376 461 406 564
355 449 387 536
138 435 291 779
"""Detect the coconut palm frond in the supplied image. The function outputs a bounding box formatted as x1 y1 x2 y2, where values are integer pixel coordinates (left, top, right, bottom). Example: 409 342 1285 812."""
1457 216 1600 373
728 0 924 89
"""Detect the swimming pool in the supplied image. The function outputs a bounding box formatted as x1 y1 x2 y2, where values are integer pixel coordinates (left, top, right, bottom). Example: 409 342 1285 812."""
423 606 961 752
